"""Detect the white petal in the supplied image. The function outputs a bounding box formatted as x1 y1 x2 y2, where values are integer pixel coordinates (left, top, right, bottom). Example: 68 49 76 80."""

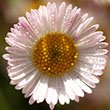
63 6 78 33
6 37 29 49
45 77 58 105
5 47 32 56
13 24 37 44
9 28 34 48
22 72 40 95
26 10 42 37
74 72 96 88
32 74 49 103
15 70 37 90
74 63 100 83
92 70 103 76
75 78 92 94
39 6 50 33
7 58 32 66
61 4 72 33
3 54 31 61
78 55 107 65
45 77 54 104
67 11 88 37
78 48 108 56
67 73 84 97
62 74 76 100
47 2 57 33
49 77 58 105
74 95 79 102
7 61 33 74
57 2 66 32
50 3 57 32
9 65 36 80
76 31 104 48
74 17 94 39
38 6 48 34
75 24 99 41
49 102 55 110
18 17 38 38
56 76 69 105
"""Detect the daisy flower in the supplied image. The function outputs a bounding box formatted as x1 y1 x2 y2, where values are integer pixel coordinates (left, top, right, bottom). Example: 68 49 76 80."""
3 2 108 110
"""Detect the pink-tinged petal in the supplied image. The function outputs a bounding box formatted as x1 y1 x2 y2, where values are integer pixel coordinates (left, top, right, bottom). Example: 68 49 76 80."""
49 103 55 110
76 31 104 48
61 4 72 33
73 17 94 40
63 6 78 33
47 3 57 33
75 24 99 41
19 17 39 39
26 11 43 37
23 73 41 97
57 2 66 32
15 71 37 90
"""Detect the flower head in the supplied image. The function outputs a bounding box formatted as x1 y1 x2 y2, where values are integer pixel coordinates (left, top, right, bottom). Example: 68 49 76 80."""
3 2 108 110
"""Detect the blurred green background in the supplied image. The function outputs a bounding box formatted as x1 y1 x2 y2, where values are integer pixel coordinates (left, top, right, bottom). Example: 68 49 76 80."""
0 0 110 110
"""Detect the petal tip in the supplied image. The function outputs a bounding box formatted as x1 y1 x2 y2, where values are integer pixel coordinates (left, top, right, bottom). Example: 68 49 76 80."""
49 103 55 110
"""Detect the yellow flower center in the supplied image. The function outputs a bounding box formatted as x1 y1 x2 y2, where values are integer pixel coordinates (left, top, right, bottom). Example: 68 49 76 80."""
33 33 78 76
